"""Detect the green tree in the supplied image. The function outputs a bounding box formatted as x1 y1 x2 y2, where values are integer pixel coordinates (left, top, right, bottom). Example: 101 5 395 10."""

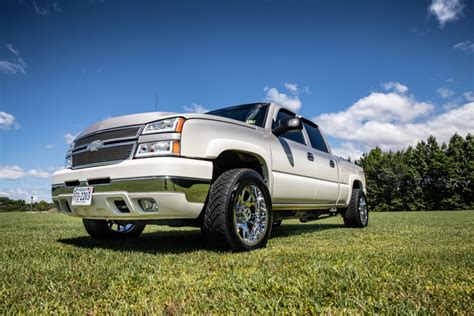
444 133 467 209
359 133 472 212
463 134 474 208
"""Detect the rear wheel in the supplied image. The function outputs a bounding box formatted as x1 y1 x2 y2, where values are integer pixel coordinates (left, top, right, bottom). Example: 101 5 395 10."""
83 219 145 239
343 189 368 228
202 168 273 251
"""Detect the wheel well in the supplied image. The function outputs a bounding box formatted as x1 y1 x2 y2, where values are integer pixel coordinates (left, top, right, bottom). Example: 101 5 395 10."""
352 180 362 190
212 151 268 184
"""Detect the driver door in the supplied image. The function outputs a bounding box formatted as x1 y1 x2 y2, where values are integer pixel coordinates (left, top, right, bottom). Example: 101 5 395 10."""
270 109 316 204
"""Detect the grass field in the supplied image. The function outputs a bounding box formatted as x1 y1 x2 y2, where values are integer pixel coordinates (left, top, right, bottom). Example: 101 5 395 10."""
0 211 473 314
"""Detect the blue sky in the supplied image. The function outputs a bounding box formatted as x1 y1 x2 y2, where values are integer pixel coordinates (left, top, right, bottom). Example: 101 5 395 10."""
0 0 473 201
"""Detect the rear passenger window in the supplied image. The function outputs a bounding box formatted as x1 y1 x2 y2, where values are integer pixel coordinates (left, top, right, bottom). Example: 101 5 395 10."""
304 122 329 153
273 110 306 145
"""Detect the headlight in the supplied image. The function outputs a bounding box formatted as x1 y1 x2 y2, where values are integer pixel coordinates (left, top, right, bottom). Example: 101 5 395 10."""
135 140 180 158
65 155 72 169
142 117 185 134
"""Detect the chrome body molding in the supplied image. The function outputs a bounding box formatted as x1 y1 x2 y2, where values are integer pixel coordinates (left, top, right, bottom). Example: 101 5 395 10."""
52 176 210 203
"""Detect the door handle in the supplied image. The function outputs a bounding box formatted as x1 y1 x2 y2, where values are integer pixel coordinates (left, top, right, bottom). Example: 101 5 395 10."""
329 160 335 168
307 152 314 161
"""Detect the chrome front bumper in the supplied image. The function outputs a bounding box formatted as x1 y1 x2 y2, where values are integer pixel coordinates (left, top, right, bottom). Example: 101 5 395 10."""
51 157 213 220
52 176 209 203
52 176 210 220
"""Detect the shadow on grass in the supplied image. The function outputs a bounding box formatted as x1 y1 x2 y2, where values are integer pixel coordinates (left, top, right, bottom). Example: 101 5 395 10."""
57 222 343 254
271 223 344 239
58 230 212 255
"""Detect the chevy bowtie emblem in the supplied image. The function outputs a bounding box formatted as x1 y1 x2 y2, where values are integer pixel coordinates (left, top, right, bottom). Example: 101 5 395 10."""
88 140 103 152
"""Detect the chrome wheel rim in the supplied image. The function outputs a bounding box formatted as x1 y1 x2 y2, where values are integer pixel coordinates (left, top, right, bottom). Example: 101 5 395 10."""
359 196 368 225
233 184 268 246
107 221 135 234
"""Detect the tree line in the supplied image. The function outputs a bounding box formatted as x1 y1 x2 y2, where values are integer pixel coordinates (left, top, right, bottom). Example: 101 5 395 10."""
0 197 54 212
358 133 473 212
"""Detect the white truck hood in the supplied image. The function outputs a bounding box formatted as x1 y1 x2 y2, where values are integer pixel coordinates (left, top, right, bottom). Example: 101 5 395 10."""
78 112 177 138
77 111 259 139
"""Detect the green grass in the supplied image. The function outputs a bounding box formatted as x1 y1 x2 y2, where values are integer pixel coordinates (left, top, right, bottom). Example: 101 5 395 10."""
0 211 473 314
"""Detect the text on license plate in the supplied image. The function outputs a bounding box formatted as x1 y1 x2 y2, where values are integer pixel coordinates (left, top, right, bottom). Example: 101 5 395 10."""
72 187 94 206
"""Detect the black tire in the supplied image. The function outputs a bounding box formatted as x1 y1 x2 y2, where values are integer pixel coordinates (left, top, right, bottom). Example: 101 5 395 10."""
83 219 145 239
201 168 273 251
272 220 282 227
343 189 369 228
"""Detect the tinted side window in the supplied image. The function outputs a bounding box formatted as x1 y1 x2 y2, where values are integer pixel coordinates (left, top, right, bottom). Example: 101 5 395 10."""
304 122 329 153
273 110 306 145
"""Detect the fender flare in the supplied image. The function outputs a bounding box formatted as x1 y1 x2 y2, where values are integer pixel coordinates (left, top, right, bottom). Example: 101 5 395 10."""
344 175 366 205
204 139 273 191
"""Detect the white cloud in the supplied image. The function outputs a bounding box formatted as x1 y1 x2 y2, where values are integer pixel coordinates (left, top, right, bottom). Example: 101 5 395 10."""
429 0 464 27
0 164 60 202
27 169 51 179
321 91 433 124
0 166 26 180
22 0 62 15
0 59 27 75
437 87 454 98
45 144 53 149
64 132 79 145
464 92 474 102
442 100 461 111
441 94 466 110
0 44 28 75
314 84 474 155
0 111 20 129
284 83 298 94
382 81 408 94
0 166 51 180
453 40 474 53
6 43 19 56
265 87 302 112
48 166 63 172
183 103 209 114
283 82 310 95
32 0 50 15
331 142 366 161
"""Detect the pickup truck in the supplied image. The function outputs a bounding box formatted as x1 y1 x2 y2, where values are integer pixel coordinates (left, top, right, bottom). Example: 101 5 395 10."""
52 102 368 251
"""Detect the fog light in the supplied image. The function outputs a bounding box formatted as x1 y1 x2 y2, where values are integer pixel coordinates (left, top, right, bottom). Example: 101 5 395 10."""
138 199 158 212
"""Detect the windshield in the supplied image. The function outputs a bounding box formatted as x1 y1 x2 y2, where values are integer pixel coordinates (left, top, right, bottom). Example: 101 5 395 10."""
206 103 269 127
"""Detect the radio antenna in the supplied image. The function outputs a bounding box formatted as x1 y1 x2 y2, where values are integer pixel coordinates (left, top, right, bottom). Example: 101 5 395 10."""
155 93 158 112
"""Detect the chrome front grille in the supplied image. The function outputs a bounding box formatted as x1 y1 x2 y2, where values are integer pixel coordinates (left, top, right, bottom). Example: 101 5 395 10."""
72 143 135 168
71 125 141 169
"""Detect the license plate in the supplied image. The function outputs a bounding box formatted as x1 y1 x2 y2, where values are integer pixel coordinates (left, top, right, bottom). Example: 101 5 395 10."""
72 187 94 206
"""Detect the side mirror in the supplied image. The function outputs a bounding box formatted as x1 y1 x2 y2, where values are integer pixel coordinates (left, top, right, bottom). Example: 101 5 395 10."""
272 117 302 136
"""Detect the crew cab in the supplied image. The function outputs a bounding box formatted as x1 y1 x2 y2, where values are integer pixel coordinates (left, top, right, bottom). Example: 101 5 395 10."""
52 103 368 251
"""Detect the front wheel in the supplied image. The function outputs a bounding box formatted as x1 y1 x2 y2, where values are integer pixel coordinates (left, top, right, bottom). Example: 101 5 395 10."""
202 168 273 251
83 219 145 239
343 189 369 228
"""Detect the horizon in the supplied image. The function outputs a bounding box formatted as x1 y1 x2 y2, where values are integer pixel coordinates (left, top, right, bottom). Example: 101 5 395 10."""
1 0 473 202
